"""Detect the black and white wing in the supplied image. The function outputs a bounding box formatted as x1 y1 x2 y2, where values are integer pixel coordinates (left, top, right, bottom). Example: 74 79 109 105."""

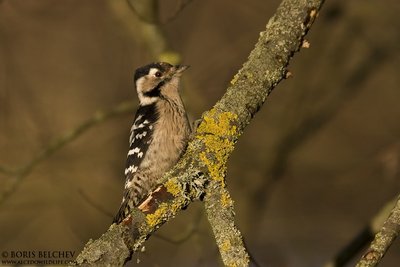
113 104 158 223
124 103 158 181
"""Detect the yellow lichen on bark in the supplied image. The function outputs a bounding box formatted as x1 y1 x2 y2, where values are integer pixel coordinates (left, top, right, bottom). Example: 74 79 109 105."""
197 108 238 137
164 178 181 197
145 200 183 228
196 109 238 184
220 239 238 267
145 203 170 228
221 239 232 252
220 188 234 208
230 72 240 85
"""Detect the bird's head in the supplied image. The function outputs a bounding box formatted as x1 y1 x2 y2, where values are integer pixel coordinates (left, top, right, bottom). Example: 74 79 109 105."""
134 62 189 106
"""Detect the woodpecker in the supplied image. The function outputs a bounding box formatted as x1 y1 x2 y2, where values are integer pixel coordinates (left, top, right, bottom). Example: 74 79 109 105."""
113 62 191 224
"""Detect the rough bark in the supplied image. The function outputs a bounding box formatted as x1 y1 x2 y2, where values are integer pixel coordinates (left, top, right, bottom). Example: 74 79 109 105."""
356 195 400 267
74 0 325 266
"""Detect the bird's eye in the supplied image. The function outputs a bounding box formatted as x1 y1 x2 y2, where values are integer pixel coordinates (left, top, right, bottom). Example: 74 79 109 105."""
155 71 162 78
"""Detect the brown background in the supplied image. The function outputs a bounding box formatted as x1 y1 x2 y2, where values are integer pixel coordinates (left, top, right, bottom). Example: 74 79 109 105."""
1 0 400 266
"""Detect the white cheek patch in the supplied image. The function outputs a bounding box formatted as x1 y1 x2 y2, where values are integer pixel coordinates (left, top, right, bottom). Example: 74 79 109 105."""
135 77 146 93
148 68 160 76
135 68 161 105
138 93 157 105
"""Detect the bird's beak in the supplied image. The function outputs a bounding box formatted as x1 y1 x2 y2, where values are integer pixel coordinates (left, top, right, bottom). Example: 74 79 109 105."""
173 65 190 76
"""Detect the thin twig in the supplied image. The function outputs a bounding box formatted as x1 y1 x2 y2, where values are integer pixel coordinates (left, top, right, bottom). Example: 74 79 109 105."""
126 0 159 24
0 165 15 175
78 189 115 219
126 0 195 25
154 210 203 245
0 101 135 207
163 0 194 24
253 45 388 210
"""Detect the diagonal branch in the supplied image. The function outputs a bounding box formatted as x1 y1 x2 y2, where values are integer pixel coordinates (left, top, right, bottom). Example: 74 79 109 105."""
74 0 325 266
355 195 400 267
324 196 397 267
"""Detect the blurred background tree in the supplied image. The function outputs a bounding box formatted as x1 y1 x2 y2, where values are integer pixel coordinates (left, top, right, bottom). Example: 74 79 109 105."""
0 0 399 266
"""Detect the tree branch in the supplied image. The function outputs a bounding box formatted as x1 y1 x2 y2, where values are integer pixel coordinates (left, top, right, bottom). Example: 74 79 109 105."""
324 196 397 267
355 195 400 267
74 0 325 265
204 181 249 266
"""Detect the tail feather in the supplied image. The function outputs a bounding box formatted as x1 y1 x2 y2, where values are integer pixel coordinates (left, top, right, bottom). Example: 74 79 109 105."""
114 173 151 223
113 189 136 224
114 199 130 223
113 186 145 224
